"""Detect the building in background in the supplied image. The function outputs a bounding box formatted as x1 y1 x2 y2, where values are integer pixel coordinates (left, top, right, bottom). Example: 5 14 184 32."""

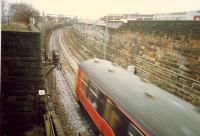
99 10 200 23
99 13 153 28
100 13 153 22
80 10 200 29
153 10 200 20
46 14 76 23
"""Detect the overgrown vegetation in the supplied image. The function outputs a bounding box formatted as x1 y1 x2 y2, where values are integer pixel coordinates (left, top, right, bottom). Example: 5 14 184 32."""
1 23 29 31
1 0 40 25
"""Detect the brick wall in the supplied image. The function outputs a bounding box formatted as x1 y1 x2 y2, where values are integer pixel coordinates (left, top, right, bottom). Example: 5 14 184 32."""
1 30 45 135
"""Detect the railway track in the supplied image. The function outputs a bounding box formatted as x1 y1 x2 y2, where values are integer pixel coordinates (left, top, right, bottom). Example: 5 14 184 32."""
63 29 88 61
69 31 104 58
65 29 93 60
48 27 96 136
69 31 97 57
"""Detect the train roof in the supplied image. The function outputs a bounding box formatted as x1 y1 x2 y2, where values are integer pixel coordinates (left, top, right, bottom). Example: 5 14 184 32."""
79 58 200 136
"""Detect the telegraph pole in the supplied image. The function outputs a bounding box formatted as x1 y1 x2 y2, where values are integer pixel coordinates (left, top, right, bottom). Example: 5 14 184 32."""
42 11 47 61
103 15 108 59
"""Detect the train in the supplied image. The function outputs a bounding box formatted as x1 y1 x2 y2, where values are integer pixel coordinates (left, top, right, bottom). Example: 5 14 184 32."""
75 58 200 136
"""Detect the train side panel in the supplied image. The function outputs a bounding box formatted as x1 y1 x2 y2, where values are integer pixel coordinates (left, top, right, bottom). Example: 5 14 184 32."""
75 69 115 136
79 87 102 130
75 69 82 100
101 119 115 136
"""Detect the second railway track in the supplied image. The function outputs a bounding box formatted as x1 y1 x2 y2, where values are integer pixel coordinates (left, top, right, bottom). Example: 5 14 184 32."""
62 27 91 61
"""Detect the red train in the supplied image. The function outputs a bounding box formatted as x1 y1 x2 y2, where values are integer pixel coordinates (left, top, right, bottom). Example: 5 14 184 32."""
75 58 200 136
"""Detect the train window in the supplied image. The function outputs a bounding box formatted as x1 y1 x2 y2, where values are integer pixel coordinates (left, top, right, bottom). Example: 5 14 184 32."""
81 75 89 95
110 108 128 136
103 99 128 136
87 82 99 109
127 123 144 136
103 99 113 121
97 93 106 116
82 75 89 84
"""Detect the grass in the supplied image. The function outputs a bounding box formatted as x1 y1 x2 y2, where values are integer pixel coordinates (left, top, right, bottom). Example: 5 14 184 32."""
1 22 30 31
25 125 45 136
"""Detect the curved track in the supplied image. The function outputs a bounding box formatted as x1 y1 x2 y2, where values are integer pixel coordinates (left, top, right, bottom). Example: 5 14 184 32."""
49 27 95 136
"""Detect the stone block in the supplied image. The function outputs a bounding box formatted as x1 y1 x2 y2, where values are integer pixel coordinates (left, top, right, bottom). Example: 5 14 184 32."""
193 83 200 91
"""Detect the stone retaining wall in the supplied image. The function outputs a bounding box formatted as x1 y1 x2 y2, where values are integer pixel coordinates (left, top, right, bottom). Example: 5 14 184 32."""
74 21 200 107
109 21 200 106
1 29 45 135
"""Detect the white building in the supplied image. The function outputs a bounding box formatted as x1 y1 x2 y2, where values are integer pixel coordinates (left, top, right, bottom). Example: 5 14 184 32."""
99 10 200 22
153 10 200 20
100 13 153 22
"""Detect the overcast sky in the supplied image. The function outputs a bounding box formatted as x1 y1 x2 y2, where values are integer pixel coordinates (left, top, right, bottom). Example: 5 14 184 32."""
7 0 200 19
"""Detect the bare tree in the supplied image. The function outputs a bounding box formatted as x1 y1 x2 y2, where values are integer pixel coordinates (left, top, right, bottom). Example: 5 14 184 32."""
1 0 7 23
9 3 40 24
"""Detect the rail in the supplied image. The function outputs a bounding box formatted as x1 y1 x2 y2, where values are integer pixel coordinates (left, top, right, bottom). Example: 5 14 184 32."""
44 102 65 136
55 27 93 136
